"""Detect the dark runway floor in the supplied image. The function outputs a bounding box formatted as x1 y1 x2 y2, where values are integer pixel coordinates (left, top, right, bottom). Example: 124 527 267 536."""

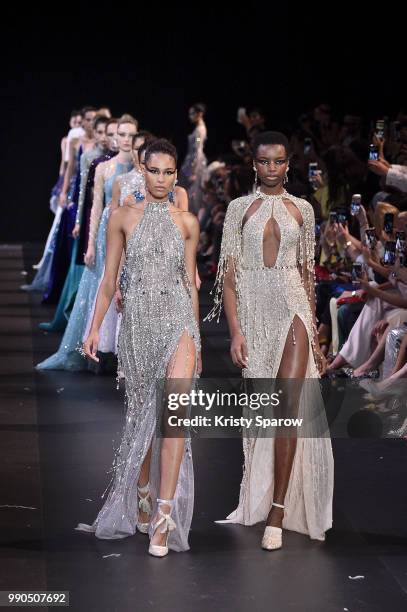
0 243 407 612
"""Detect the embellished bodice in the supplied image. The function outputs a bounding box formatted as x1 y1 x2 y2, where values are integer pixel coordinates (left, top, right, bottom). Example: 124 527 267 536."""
122 202 191 308
242 193 302 270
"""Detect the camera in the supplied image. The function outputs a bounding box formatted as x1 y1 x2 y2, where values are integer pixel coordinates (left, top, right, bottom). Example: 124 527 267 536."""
338 212 347 226
383 241 396 266
329 211 338 224
369 144 379 161
395 231 405 253
365 228 377 250
350 194 361 216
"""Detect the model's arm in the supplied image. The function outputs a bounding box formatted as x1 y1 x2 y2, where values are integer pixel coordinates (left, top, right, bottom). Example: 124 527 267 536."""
85 164 105 267
184 214 200 326
184 213 202 373
299 202 326 373
60 139 77 206
74 152 90 230
83 209 125 361
59 137 67 176
110 177 121 211
223 259 249 369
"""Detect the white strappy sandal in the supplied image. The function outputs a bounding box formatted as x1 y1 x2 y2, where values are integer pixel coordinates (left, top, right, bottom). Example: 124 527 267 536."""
261 501 285 551
148 498 176 557
136 482 152 534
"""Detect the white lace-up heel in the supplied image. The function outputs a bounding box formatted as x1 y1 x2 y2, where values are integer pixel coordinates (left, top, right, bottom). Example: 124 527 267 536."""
262 501 285 551
148 498 176 557
136 482 152 534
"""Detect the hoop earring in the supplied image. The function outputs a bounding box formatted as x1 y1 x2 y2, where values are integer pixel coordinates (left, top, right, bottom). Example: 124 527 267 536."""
284 168 289 185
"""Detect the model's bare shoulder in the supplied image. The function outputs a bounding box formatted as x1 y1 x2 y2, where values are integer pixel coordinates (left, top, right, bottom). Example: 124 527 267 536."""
182 211 200 235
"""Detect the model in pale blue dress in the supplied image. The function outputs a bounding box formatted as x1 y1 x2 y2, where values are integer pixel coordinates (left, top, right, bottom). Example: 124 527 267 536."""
36 163 137 371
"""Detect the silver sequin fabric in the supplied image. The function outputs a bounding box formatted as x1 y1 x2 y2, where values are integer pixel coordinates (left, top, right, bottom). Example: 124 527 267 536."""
206 191 334 540
76 202 200 552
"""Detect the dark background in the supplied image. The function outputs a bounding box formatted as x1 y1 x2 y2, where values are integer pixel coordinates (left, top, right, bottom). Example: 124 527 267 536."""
1 6 403 242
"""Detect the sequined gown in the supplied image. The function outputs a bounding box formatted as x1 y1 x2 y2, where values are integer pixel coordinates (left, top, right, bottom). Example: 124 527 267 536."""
82 168 145 355
206 191 334 540
179 123 207 215
36 162 135 371
76 202 200 552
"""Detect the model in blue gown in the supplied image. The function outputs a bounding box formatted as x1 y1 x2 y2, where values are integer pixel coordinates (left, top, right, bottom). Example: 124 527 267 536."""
38 144 107 332
41 148 82 305
36 162 136 371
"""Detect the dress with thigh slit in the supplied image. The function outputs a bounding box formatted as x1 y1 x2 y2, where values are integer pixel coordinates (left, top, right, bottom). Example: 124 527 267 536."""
76 201 200 552
205 189 334 540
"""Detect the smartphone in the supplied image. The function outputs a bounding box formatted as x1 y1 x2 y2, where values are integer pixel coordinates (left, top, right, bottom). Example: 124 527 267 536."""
375 119 385 140
350 194 362 216
329 211 338 224
304 137 312 155
308 162 318 179
365 228 377 250
369 144 379 161
351 262 363 283
384 212 394 235
383 241 396 266
338 212 347 226
395 231 406 253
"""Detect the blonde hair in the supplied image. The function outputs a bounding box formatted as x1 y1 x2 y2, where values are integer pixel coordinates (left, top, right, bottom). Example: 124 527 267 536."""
96 107 111 118
118 113 138 131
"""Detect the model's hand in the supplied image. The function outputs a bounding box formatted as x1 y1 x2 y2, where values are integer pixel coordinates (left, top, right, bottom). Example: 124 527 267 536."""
72 223 80 238
83 330 100 362
195 269 202 291
84 245 95 268
59 191 67 208
197 351 203 376
230 332 249 369
114 287 123 313
314 347 327 376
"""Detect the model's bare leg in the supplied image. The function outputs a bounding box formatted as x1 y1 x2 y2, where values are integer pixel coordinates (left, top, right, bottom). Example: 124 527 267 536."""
266 314 309 529
150 332 196 548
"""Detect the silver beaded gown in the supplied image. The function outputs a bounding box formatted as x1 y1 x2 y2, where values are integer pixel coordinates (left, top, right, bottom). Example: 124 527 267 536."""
76 201 200 552
206 190 334 540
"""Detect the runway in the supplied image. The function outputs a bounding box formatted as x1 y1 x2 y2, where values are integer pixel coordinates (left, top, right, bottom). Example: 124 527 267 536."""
0 243 406 612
